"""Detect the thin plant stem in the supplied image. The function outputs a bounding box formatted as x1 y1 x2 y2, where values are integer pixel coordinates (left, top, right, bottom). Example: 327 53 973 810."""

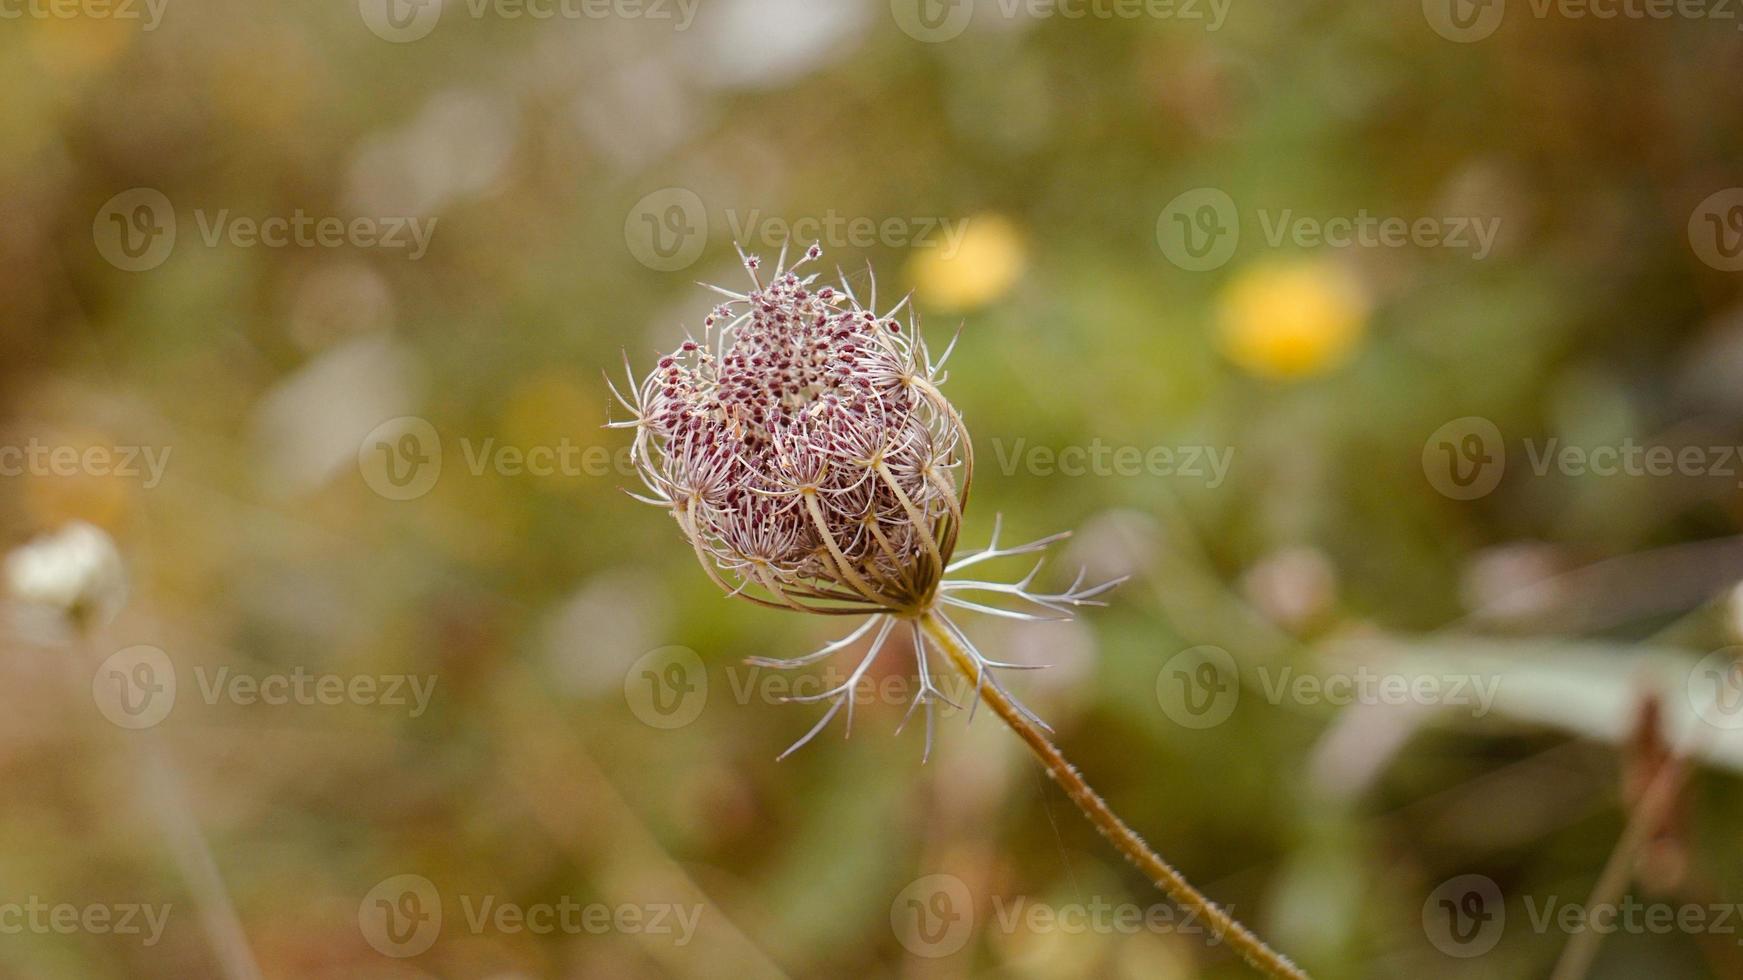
1549 724 1700 980
918 611 1310 980
75 634 262 980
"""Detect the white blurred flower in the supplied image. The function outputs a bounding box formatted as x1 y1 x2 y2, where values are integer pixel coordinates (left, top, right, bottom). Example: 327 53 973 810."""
4 521 127 628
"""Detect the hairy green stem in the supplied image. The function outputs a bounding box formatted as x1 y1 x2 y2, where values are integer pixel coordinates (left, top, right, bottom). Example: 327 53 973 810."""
919 611 1309 980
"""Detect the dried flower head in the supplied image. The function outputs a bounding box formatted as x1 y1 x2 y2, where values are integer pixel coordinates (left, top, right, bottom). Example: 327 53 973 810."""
611 244 1121 758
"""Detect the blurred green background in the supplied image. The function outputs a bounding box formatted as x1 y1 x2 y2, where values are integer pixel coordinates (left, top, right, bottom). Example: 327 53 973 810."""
5 0 1743 976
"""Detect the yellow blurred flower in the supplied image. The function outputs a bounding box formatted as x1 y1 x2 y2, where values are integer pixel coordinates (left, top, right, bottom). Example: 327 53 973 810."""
909 213 1026 312
1216 258 1369 380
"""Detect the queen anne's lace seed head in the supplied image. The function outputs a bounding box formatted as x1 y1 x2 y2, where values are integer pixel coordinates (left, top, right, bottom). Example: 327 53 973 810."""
612 245 971 614
614 246 1125 762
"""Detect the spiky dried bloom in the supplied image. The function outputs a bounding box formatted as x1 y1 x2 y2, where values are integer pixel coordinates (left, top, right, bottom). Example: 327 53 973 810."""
611 244 1121 759
613 243 970 613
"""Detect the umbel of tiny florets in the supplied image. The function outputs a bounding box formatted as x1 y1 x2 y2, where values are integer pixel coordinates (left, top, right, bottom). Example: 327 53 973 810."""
610 244 1122 759
611 242 971 614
